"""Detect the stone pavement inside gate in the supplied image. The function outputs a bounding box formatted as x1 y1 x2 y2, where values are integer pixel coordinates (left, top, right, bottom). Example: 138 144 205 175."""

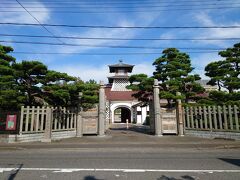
1 124 240 150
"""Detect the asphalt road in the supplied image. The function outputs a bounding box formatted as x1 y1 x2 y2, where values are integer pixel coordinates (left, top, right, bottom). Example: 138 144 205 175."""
1 125 240 180
0 146 239 180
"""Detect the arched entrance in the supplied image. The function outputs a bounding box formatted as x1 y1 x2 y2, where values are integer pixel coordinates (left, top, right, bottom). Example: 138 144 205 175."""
114 107 131 123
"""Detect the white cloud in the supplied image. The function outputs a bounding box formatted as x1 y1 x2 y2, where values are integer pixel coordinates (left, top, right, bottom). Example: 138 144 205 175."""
53 64 109 82
191 52 221 79
133 63 155 76
55 26 136 54
136 10 162 25
195 12 214 26
49 10 163 54
53 62 154 82
0 1 50 23
194 12 240 46
156 32 176 47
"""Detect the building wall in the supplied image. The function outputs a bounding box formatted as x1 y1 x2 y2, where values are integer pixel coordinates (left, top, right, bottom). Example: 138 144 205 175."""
110 101 134 123
136 106 149 124
197 80 218 92
109 101 150 124
111 79 130 91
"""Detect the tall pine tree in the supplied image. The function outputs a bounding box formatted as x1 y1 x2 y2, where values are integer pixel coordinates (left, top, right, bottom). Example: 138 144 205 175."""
0 45 20 110
205 42 240 93
153 48 204 107
13 61 48 106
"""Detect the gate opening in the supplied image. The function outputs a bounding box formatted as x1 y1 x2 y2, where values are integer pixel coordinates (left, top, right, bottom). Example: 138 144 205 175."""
114 107 131 123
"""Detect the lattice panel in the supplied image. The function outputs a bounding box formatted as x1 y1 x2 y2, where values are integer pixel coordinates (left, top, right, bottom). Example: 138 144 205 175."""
105 101 110 120
105 101 110 129
132 108 137 123
112 79 130 91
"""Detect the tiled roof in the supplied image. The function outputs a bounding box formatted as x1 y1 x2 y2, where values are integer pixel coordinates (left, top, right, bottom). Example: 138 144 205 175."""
108 75 129 79
105 87 136 101
108 60 134 68
108 60 134 73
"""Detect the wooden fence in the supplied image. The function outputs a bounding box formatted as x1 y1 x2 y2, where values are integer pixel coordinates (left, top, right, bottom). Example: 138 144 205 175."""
52 107 77 132
184 105 240 132
20 106 77 134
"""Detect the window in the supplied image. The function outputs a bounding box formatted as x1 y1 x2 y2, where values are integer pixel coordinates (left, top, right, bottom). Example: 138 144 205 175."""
137 111 142 115
117 69 125 75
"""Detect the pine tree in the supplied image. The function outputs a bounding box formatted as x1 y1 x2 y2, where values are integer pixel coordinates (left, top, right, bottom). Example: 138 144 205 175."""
0 45 20 110
13 61 48 106
127 74 154 105
153 48 204 107
205 42 240 93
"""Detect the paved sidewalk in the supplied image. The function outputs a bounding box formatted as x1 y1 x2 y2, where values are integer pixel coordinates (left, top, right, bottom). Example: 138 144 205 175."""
0 124 240 150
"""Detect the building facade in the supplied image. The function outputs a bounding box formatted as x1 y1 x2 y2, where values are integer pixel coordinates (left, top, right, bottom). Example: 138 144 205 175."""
197 80 218 92
105 60 149 124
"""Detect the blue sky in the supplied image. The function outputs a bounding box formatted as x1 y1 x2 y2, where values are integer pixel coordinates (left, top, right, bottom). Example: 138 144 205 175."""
0 0 240 82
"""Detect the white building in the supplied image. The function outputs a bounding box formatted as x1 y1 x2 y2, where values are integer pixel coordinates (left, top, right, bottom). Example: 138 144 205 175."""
197 80 218 92
105 60 149 124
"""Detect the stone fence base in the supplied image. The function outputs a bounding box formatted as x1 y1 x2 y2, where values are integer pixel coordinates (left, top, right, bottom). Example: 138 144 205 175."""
0 130 76 143
185 130 240 140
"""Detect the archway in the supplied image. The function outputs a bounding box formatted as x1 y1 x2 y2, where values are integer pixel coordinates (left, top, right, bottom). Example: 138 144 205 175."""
114 107 131 123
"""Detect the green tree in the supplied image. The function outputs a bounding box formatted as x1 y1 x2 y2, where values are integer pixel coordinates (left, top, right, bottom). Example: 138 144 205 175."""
13 60 98 108
79 80 99 110
127 74 154 105
0 45 21 110
153 48 204 106
208 91 240 105
0 44 99 109
43 78 99 109
205 42 240 93
42 70 76 106
13 61 48 106
205 61 229 91
219 42 240 92
13 60 78 107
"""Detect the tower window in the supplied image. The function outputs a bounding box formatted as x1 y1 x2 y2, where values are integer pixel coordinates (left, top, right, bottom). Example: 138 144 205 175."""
117 69 125 75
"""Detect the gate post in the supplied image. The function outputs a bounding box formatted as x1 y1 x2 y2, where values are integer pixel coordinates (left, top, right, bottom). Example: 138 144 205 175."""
42 107 52 142
153 79 162 136
149 100 155 133
98 80 106 136
176 92 184 136
76 92 83 137
19 106 24 135
76 113 83 137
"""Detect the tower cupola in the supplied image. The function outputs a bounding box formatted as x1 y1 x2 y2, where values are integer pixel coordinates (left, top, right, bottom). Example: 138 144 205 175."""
108 60 134 91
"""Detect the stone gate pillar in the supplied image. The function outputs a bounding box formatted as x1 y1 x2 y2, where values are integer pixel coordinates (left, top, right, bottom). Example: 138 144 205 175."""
42 107 52 142
98 80 106 136
76 113 83 137
149 100 155 133
176 92 184 136
153 79 162 136
76 92 83 137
